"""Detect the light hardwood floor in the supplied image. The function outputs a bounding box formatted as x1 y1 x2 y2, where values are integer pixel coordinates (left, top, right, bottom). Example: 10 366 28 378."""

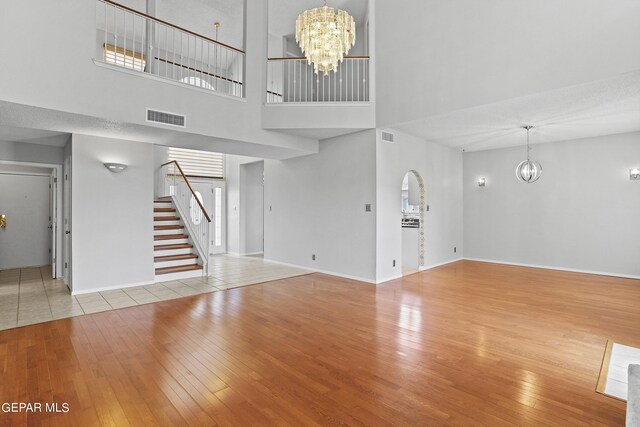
0 260 638 426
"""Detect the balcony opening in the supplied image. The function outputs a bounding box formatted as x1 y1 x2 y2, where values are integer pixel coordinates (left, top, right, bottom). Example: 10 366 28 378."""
96 0 245 98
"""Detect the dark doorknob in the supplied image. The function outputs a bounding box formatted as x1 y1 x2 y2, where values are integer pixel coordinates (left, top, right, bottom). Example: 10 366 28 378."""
65 230 71 235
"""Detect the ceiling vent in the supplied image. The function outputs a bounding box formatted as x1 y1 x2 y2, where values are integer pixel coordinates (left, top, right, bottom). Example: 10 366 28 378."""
146 109 186 127
381 131 395 143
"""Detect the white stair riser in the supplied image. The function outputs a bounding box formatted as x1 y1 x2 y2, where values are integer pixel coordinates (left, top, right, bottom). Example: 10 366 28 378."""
154 269 204 282
154 228 186 236
154 259 199 269
154 238 190 245
153 247 193 256
153 220 181 226
154 210 177 216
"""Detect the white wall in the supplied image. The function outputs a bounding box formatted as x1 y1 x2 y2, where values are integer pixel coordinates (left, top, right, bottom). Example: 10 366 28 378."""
463 131 640 278
0 140 65 165
375 0 640 128
0 174 50 269
71 134 155 293
264 130 377 282
241 161 264 254
376 129 463 282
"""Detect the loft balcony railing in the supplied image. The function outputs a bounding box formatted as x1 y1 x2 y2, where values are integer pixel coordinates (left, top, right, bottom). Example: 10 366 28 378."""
96 0 245 98
266 57 370 103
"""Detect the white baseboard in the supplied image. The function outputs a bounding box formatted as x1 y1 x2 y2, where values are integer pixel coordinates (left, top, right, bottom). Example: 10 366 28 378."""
419 258 464 272
264 258 466 286
463 258 640 280
375 273 403 284
264 258 377 285
225 251 265 257
375 258 463 284
71 279 156 295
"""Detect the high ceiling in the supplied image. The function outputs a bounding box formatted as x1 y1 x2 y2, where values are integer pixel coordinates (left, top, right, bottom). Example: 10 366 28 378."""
268 0 368 37
393 71 640 151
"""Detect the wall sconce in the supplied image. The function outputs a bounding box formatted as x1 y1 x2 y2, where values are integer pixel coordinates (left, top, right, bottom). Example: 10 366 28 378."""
478 178 486 187
104 163 127 173
631 168 640 181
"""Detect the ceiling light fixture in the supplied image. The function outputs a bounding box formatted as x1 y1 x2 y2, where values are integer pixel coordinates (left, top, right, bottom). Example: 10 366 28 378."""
478 178 486 187
295 0 356 75
631 168 640 181
516 126 542 183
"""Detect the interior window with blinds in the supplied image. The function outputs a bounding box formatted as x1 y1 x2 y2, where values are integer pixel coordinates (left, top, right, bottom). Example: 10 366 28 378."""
103 44 146 72
168 147 225 179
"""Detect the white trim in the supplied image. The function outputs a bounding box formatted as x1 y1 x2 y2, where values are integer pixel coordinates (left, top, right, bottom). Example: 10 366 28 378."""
71 279 155 295
419 258 464 271
376 273 403 284
375 258 462 285
241 251 264 256
263 258 377 284
463 258 640 280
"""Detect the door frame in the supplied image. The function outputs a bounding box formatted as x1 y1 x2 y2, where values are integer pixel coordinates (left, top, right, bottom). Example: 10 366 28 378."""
62 156 72 289
0 160 63 278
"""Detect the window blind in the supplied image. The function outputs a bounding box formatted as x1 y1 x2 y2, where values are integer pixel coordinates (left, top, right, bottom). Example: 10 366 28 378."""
103 44 146 72
167 147 224 179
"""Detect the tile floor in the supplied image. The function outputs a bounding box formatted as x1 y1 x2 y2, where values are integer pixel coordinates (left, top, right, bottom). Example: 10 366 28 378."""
0 255 311 331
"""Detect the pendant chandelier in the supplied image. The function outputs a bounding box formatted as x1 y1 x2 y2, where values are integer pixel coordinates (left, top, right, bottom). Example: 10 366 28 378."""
516 126 542 183
295 1 356 75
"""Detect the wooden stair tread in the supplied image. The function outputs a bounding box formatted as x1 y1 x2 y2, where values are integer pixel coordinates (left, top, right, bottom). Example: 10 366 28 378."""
154 199 172 203
154 234 188 241
154 254 198 262
154 243 193 251
154 208 176 213
155 264 203 275
154 225 184 231
154 216 180 221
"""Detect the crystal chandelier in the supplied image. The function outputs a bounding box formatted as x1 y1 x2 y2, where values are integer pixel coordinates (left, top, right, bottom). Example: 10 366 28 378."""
295 1 356 75
516 125 542 183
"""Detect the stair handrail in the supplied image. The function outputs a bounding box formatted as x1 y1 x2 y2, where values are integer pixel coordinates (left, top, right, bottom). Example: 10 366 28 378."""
161 161 211 222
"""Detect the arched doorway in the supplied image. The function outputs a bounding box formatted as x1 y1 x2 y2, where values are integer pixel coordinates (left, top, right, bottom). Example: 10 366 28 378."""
401 170 425 275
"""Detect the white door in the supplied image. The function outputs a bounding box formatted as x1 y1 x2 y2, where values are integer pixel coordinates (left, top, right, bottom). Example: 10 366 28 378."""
0 174 50 270
190 180 226 255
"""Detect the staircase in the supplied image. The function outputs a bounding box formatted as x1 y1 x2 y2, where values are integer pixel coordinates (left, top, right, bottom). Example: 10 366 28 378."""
153 198 204 282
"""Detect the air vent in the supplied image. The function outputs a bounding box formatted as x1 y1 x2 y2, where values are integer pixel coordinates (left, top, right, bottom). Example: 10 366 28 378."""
146 109 186 127
381 131 395 143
